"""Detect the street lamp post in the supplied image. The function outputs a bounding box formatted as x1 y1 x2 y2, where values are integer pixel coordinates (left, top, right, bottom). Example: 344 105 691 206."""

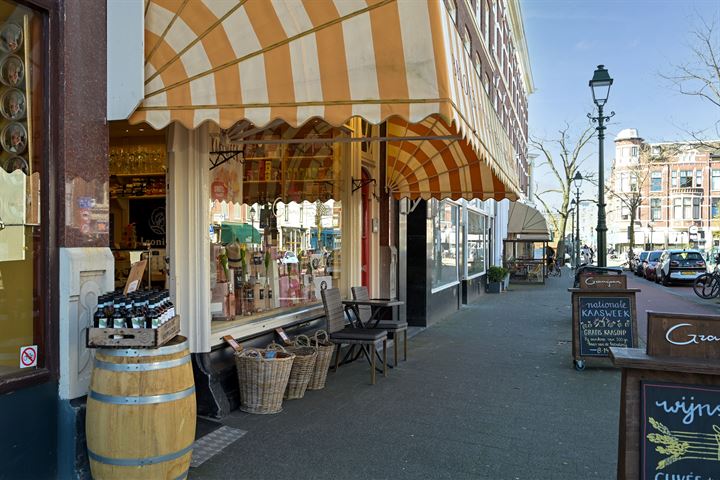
649 223 654 251
573 172 583 268
588 65 615 267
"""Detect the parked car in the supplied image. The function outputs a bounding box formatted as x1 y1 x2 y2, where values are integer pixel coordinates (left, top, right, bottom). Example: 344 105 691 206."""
632 251 649 277
280 251 298 264
643 250 663 282
656 249 707 286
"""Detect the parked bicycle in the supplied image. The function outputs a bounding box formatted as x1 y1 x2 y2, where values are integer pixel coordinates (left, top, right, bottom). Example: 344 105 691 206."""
693 255 720 299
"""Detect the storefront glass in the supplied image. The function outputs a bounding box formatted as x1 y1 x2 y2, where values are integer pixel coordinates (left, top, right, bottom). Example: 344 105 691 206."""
467 209 486 277
208 121 345 326
0 2 45 378
430 199 459 289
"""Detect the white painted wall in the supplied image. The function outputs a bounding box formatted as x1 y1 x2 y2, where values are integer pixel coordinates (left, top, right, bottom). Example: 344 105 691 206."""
107 0 144 120
58 247 114 400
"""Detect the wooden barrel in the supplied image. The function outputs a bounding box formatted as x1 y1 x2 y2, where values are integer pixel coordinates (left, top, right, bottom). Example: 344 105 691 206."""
86 336 196 480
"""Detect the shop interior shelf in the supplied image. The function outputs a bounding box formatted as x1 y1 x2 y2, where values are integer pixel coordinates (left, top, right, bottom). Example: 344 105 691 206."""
112 194 166 199
110 172 166 177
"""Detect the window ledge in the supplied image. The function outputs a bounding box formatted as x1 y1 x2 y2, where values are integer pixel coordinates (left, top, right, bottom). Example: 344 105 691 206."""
0 368 51 395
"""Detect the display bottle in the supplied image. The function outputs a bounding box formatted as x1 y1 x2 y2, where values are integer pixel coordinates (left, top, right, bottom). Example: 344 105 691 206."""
94 296 108 328
145 296 155 329
112 300 125 329
244 280 254 314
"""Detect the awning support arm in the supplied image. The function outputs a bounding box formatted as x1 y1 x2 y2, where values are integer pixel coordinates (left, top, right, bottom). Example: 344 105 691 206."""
351 177 378 200
209 151 244 171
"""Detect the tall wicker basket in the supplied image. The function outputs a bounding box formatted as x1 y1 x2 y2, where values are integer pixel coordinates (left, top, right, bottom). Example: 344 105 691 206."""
297 331 335 391
270 341 317 400
235 348 295 414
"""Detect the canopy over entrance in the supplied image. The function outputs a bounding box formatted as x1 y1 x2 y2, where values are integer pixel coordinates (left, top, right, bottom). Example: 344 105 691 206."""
132 0 520 200
507 202 550 240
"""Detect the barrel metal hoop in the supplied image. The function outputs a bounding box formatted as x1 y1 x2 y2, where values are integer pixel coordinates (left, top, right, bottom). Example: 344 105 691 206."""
87 443 193 467
89 385 195 405
173 470 189 480
97 340 188 357
94 355 190 372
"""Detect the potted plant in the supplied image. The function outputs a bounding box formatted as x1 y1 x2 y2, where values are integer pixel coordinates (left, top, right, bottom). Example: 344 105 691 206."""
486 266 509 293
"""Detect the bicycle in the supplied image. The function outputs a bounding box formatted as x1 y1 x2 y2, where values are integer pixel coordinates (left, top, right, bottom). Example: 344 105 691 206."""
693 264 720 299
547 258 562 277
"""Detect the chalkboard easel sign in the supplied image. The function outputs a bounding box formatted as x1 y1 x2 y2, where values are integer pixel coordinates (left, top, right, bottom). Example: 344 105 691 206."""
570 287 639 371
641 381 720 479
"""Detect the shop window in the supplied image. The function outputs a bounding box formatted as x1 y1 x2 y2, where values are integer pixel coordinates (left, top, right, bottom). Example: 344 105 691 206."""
650 198 661 221
430 199 458 290
208 122 346 326
467 210 486 277
650 171 662 192
0 1 46 382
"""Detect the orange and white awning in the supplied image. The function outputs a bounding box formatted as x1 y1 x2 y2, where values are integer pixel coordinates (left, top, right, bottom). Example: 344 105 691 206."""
131 0 520 200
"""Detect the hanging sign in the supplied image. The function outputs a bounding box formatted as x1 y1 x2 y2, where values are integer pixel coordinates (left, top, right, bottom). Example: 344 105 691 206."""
19 345 37 368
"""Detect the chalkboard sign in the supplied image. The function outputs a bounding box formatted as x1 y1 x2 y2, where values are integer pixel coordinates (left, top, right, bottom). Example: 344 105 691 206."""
641 381 720 479
578 296 634 356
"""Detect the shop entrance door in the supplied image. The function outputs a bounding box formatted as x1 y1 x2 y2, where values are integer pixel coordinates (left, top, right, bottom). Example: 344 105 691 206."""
361 168 372 287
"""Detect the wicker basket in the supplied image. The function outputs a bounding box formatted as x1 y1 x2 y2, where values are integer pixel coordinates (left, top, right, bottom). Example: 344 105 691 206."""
296 330 335 391
235 348 295 414
270 341 317 400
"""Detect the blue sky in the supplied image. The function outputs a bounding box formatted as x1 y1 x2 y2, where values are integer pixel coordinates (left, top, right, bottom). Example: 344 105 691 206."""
522 0 720 206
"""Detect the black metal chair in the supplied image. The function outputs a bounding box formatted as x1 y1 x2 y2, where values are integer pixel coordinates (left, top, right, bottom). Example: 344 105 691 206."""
320 288 387 385
351 286 408 366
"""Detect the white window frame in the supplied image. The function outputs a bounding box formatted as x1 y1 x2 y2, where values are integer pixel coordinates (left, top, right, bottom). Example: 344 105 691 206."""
464 205 487 280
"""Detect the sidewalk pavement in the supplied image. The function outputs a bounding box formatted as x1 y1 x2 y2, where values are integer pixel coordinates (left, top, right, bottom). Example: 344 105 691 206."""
191 271 619 479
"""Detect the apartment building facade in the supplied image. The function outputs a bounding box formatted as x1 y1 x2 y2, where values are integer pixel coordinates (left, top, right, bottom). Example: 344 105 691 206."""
608 128 720 254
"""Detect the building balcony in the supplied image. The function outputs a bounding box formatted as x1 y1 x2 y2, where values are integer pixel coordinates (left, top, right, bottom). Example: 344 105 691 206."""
670 186 703 196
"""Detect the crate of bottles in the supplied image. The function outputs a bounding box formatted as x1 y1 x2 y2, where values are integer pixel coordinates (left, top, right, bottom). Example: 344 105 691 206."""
86 289 181 348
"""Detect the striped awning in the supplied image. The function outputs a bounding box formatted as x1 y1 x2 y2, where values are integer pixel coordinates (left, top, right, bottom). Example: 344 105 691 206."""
132 0 520 200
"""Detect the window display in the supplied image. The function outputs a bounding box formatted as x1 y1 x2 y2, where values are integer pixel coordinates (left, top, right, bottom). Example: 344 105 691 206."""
503 240 547 284
430 199 459 289
207 120 346 327
0 2 44 378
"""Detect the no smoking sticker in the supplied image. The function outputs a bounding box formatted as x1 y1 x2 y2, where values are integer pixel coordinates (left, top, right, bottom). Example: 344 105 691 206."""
19 345 37 368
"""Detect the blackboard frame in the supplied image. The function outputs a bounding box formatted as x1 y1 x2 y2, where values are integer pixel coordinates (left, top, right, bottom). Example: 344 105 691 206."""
571 289 639 363
610 348 720 479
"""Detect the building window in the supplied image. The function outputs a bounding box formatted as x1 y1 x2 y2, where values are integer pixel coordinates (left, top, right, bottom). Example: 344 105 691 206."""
631 146 639 157
484 72 491 96
651 146 661 157
467 210 486 276
430 200 459 289
474 52 481 75
712 170 720 191
484 0 489 45
650 171 662 192
712 198 720 218
683 197 692 219
695 170 703 188
673 198 682 219
0 1 46 384
679 170 693 188
651 198 662 220
463 26 471 53
671 171 677 188
621 205 630 220
693 198 701 219
444 0 457 24
630 173 638 192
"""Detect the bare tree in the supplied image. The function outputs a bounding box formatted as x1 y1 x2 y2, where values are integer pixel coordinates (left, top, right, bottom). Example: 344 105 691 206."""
661 17 720 143
531 124 595 264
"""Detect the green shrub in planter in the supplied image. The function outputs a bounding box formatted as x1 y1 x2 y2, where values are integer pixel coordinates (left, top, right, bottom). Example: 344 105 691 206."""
487 266 509 283
486 266 508 293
